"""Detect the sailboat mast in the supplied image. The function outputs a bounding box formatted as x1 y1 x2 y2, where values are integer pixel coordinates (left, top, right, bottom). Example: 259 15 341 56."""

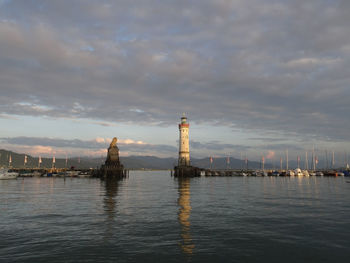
297 155 300 169
312 146 315 171
305 151 308 170
240 152 242 170
280 156 283 171
262 155 265 171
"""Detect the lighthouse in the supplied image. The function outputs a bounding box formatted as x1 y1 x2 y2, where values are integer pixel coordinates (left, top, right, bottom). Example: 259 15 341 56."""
178 114 190 166
174 114 200 177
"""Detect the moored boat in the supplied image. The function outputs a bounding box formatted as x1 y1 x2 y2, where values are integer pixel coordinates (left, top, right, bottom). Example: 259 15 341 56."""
78 171 92 178
294 168 303 176
287 170 295 176
33 171 42 177
253 170 267 176
0 168 19 180
271 171 280 176
343 171 350 177
66 170 81 177
302 170 310 177
323 170 338 176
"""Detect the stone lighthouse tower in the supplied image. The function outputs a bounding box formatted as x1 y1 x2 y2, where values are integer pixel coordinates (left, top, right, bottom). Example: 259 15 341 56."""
174 114 200 177
178 114 190 166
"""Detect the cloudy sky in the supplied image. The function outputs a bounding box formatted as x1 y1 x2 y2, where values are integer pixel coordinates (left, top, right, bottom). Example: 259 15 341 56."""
0 0 349 162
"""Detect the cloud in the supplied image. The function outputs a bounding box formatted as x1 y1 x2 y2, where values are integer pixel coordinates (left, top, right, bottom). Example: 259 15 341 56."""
25 145 53 156
190 140 251 151
95 137 105 143
119 139 146 145
0 113 18 120
91 121 117 127
249 137 286 143
286 57 341 69
0 136 177 157
0 0 349 148
266 150 275 160
2 145 63 157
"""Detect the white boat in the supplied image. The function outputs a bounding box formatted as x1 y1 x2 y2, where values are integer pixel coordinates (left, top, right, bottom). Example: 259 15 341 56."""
254 170 267 176
302 170 310 177
0 168 19 180
287 170 295 176
294 168 303 176
78 172 91 178
33 171 42 177
20 171 42 177
66 171 80 177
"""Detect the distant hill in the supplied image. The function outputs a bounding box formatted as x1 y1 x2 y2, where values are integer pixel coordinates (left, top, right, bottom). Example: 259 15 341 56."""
1 148 344 170
1 149 273 170
191 157 270 170
0 149 93 169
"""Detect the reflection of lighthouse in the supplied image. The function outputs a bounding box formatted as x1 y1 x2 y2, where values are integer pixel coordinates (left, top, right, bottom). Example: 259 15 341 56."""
178 114 190 166
178 178 194 256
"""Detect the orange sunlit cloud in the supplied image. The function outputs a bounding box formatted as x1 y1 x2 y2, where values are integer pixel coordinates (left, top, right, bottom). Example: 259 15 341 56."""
266 150 276 159
96 137 146 145
95 137 106 143
5 145 54 156
81 148 108 157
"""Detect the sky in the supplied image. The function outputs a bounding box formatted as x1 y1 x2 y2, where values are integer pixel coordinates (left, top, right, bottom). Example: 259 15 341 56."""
0 0 350 163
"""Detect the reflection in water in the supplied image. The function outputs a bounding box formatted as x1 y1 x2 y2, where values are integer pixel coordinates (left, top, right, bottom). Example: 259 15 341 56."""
103 178 123 238
2 174 349 262
177 178 195 257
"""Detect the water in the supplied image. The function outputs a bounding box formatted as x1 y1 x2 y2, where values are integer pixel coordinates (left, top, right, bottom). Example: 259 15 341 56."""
1 172 349 262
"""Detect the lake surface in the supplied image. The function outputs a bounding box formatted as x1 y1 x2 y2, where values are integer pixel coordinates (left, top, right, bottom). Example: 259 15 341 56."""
1 172 349 262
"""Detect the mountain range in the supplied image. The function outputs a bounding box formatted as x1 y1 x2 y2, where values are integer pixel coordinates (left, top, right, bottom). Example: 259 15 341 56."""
0 149 273 170
2 149 342 170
